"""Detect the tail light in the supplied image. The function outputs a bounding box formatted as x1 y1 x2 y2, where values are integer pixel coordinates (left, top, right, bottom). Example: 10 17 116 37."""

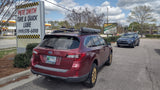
67 53 86 70
33 50 38 54
31 49 40 66
67 55 79 58
66 53 86 61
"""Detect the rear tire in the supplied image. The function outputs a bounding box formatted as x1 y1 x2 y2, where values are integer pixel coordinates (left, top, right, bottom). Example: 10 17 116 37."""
117 44 120 47
137 42 139 46
83 63 98 88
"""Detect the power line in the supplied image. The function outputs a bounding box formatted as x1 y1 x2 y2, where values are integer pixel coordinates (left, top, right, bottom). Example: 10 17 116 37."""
44 0 72 12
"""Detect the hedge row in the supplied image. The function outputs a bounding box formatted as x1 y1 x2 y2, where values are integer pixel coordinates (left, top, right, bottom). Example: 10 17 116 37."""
14 43 39 68
103 36 120 43
145 34 160 38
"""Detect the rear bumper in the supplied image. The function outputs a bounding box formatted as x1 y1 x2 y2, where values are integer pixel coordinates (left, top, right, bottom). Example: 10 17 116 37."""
31 69 89 82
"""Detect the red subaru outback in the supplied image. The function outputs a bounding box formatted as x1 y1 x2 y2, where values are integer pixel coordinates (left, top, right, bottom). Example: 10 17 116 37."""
31 27 113 87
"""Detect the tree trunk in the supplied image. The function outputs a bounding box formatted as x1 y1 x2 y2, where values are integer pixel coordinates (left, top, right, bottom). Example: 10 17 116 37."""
141 33 143 38
140 24 143 38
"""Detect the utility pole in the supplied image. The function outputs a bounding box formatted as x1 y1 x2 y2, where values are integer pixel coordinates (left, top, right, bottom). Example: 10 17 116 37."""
132 24 133 32
106 7 109 37
107 7 109 24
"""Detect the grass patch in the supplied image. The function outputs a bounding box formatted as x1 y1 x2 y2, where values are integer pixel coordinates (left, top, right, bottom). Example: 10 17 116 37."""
0 48 16 58
145 34 160 38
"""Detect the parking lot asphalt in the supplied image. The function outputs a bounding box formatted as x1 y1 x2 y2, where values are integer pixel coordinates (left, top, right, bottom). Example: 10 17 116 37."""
12 39 160 90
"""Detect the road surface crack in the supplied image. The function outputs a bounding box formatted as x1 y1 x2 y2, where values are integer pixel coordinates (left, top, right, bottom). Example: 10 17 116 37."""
145 66 154 90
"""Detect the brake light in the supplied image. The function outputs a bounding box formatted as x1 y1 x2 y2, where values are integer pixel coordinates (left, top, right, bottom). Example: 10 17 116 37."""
70 53 86 70
31 49 40 66
33 49 38 54
66 53 86 61
67 55 79 58
33 49 39 58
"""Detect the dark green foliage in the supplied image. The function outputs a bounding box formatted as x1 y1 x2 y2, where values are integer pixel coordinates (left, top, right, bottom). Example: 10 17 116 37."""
26 43 39 60
14 43 39 68
13 53 29 68
103 36 120 43
145 34 160 38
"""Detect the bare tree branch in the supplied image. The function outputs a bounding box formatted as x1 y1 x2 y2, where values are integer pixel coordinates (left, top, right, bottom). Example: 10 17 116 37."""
66 8 104 29
0 0 32 35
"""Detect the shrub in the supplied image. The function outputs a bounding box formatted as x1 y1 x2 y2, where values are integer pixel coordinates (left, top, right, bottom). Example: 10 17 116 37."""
14 43 39 68
13 53 29 68
26 43 39 60
103 36 120 43
145 34 160 38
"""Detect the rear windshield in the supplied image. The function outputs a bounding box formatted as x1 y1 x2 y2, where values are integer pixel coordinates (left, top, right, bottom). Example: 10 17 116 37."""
121 34 134 38
40 35 80 50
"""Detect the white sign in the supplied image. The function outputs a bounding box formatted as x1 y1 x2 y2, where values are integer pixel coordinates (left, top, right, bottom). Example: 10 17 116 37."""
104 27 117 34
16 2 44 36
16 1 45 53
103 23 117 34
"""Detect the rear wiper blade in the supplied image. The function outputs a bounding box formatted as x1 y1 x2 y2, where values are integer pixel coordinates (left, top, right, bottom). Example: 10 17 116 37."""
44 45 54 49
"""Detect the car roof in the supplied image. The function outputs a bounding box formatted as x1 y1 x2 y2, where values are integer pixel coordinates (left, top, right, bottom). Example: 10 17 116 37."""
49 32 80 37
46 32 99 38
126 32 137 34
47 27 101 37
123 32 137 35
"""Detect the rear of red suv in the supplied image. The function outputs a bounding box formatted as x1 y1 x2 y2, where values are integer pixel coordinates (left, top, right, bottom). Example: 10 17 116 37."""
31 34 88 79
31 28 113 87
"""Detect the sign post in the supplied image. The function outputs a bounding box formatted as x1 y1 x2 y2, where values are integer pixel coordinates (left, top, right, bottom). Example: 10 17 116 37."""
16 1 45 53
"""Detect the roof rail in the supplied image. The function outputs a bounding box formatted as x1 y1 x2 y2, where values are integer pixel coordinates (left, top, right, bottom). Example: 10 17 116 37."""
52 27 100 35
80 27 100 35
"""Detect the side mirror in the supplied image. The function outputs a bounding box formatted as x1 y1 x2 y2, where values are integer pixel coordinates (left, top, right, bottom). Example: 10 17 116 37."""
107 42 111 46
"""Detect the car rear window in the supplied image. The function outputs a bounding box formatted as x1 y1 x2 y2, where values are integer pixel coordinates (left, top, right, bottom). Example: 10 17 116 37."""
39 35 80 50
121 34 135 38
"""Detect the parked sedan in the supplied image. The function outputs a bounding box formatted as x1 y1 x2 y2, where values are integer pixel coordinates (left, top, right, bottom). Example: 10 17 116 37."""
117 33 140 48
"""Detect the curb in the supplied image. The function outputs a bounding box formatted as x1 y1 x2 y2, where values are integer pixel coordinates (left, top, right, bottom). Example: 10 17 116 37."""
0 75 40 90
0 69 31 85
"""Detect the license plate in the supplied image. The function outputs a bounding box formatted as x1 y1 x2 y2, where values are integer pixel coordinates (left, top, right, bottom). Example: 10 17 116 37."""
46 56 56 64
